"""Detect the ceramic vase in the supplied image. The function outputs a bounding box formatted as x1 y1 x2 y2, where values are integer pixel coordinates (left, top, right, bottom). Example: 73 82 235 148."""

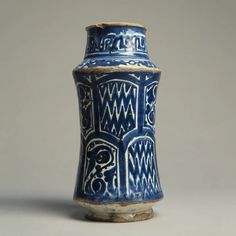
72 22 163 222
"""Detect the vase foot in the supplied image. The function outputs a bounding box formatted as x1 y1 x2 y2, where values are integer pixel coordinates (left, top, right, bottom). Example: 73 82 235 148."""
86 208 154 222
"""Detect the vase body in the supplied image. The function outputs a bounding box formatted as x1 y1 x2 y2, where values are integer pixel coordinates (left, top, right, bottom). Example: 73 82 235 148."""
73 22 163 222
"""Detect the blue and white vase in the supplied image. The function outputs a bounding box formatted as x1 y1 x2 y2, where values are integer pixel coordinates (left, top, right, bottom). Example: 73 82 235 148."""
73 22 163 222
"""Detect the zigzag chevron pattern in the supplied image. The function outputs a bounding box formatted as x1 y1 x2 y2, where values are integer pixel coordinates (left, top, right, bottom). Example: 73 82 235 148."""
127 137 160 198
98 81 137 138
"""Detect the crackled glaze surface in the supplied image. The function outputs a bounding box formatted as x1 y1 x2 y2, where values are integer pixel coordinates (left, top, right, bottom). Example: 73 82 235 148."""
72 23 163 221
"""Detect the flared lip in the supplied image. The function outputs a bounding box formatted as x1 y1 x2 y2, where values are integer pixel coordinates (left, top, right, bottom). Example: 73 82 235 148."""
86 22 146 31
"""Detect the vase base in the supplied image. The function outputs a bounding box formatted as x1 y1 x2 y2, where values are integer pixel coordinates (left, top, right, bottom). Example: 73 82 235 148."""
86 208 154 222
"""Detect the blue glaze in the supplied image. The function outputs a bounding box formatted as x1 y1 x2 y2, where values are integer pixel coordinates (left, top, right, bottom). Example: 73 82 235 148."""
73 24 163 203
85 26 148 58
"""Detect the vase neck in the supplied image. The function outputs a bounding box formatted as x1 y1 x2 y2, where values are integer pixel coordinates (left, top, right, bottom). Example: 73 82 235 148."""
84 24 149 59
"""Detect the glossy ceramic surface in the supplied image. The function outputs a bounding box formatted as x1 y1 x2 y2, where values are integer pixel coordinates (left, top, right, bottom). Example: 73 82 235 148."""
72 22 163 221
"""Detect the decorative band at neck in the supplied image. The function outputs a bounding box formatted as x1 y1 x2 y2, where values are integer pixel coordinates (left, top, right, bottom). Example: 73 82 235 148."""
84 23 149 59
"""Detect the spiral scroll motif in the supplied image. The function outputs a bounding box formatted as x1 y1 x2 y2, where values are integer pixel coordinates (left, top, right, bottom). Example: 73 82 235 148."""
83 139 118 197
144 82 158 129
77 83 94 138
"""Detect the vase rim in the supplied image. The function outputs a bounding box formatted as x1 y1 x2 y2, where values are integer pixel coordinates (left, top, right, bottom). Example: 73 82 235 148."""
86 22 146 31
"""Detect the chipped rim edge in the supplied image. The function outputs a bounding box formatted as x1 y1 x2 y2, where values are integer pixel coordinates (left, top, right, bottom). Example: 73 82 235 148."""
74 196 163 206
86 22 146 31
75 66 161 73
